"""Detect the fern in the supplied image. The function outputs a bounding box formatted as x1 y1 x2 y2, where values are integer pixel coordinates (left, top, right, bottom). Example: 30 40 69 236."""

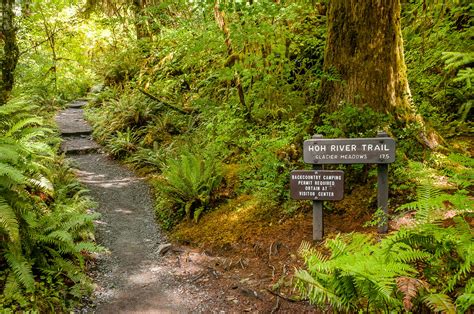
0 162 26 185
0 196 19 243
4 246 35 292
423 293 456 314
296 212 473 312
397 183 474 224
442 52 474 71
158 152 223 221
396 276 429 311
456 278 474 313
4 117 44 138
0 143 20 163
296 234 411 311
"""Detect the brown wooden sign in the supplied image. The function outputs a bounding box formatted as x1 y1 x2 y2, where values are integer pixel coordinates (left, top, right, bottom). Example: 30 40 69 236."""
290 170 344 201
303 137 396 164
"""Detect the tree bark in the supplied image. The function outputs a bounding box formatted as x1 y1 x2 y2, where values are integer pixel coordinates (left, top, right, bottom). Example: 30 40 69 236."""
319 0 411 116
132 0 150 40
0 0 19 105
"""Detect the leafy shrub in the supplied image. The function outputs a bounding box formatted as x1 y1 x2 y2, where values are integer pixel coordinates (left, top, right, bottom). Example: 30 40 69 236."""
313 103 390 138
155 153 223 223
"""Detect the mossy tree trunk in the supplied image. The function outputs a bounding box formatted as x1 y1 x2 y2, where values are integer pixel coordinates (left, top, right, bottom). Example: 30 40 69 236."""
0 0 19 105
319 0 411 117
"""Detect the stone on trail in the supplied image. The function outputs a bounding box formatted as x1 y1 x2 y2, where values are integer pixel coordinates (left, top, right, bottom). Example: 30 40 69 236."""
67 99 88 108
60 137 101 155
55 109 93 136
157 243 173 256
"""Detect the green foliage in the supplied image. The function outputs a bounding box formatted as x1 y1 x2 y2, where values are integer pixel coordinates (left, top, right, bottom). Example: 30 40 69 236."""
314 104 390 138
155 153 223 223
402 1 473 132
15 1 99 103
84 0 325 225
108 127 139 158
0 100 104 311
396 184 473 224
297 198 473 312
296 234 412 311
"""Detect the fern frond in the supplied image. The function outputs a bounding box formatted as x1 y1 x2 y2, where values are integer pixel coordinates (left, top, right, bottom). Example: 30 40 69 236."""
0 143 20 163
60 212 100 235
456 279 474 313
4 117 43 137
38 230 75 254
0 162 26 185
74 241 106 254
295 269 346 310
392 245 432 263
422 293 456 314
0 196 20 243
1 272 24 302
327 236 347 258
298 240 317 258
442 51 474 70
455 293 474 313
4 246 35 292
27 175 54 196
396 276 429 311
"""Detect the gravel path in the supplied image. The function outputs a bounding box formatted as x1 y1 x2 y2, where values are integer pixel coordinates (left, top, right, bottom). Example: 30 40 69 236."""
56 102 194 313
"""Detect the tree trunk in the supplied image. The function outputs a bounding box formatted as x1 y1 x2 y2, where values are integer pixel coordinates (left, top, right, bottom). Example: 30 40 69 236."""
21 0 31 17
0 0 19 105
132 0 150 40
319 0 411 116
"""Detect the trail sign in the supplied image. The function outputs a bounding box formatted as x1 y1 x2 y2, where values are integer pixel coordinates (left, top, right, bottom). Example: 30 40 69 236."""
303 137 396 164
294 132 396 241
290 170 344 201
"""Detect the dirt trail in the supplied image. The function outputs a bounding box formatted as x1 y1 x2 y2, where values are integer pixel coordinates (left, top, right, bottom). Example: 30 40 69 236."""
56 101 196 313
56 99 319 313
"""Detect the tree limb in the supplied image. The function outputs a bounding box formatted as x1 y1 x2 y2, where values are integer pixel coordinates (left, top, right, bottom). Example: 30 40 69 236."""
136 88 191 115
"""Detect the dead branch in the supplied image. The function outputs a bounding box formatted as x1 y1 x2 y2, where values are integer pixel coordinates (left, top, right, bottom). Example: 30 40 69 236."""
136 88 191 115
268 264 276 278
190 272 206 283
271 296 280 314
269 241 275 260
265 288 300 303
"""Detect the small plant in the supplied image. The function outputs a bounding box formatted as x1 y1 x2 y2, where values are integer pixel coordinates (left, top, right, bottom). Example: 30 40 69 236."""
157 152 223 222
107 127 140 158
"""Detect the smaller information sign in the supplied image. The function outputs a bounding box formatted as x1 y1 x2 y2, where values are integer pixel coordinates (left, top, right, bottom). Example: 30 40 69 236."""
290 170 344 201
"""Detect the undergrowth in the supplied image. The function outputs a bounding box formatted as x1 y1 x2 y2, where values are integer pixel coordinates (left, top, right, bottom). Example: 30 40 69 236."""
0 99 104 312
296 213 473 313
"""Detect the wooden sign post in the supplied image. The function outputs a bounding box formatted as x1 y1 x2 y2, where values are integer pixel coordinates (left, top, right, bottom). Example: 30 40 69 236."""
291 133 396 240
